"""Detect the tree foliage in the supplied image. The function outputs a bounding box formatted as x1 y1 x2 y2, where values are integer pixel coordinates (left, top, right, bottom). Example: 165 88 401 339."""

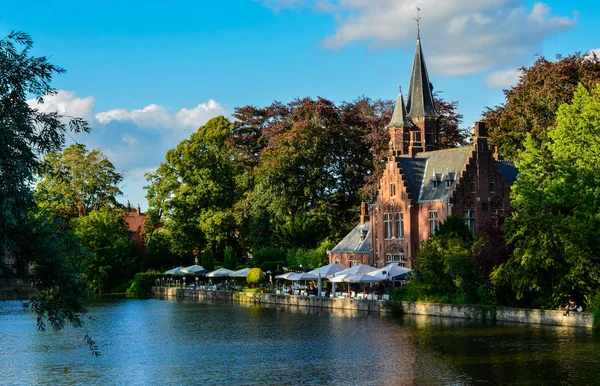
484 53 600 159
492 84 600 308
71 208 134 294
246 268 265 284
36 144 123 220
0 31 95 343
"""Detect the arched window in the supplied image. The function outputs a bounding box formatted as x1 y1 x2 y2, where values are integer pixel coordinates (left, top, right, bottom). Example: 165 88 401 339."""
385 244 407 267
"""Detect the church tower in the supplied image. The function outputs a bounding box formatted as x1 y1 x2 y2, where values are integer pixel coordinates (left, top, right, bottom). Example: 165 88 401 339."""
406 34 439 153
387 88 412 156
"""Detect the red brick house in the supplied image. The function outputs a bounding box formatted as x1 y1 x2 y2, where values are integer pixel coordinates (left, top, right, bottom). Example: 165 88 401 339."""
123 202 146 242
329 35 517 269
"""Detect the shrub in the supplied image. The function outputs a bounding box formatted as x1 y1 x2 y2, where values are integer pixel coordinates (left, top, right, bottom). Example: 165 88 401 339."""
246 268 265 284
242 288 262 293
223 246 237 270
126 271 187 298
252 248 286 267
259 261 285 272
202 249 215 271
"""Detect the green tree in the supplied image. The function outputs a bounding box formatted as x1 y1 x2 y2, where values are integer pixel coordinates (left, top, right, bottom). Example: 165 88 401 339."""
407 217 483 304
492 84 600 308
0 31 95 346
484 53 600 159
145 116 241 256
71 208 134 294
223 246 237 270
36 144 123 220
201 249 215 271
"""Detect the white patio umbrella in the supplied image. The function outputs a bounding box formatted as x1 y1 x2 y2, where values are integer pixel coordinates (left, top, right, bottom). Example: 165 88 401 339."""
229 267 251 278
335 264 377 277
275 272 297 280
329 273 354 296
165 266 185 274
346 274 385 283
181 265 207 275
285 272 319 281
308 263 346 278
367 263 412 280
207 268 234 277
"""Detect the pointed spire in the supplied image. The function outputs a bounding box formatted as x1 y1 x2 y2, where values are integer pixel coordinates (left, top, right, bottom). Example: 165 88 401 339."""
388 87 411 127
406 36 438 119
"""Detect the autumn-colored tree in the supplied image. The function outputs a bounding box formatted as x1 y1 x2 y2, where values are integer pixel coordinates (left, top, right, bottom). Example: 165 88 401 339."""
484 52 600 159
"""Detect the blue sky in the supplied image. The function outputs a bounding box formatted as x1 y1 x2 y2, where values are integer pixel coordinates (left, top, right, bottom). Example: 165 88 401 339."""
4 0 595 209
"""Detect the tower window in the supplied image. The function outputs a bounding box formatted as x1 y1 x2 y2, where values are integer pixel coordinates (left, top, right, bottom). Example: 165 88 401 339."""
390 182 396 198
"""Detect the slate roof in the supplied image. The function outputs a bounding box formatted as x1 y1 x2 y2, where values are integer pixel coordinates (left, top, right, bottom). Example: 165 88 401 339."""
330 221 372 254
406 38 438 119
388 91 412 128
395 147 518 203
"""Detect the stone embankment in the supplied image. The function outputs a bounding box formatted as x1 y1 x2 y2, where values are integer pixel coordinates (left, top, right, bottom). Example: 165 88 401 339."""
152 287 595 329
0 279 33 300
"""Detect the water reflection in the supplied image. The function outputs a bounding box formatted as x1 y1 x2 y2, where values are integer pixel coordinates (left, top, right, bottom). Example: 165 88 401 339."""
0 299 599 385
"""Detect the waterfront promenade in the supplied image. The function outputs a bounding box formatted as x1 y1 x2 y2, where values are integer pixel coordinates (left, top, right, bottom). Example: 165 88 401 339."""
152 286 595 329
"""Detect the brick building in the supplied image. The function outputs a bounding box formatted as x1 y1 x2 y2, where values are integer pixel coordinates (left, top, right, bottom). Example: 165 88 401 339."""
329 35 517 269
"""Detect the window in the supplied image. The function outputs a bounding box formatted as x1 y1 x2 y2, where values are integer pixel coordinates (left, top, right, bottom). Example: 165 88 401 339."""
491 209 504 219
489 181 496 193
386 252 407 266
384 213 392 240
470 182 476 193
446 179 452 188
432 180 440 188
464 210 476 234
350 260 361 267
429 211 438 236
334 260 340 265
395 213 404 239
390 182 396 197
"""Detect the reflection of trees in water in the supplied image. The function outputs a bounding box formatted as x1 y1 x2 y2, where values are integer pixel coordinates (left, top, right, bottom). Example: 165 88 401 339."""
401 315 599 384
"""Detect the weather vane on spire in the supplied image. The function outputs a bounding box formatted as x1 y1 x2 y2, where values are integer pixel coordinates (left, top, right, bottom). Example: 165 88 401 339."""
414 2 421 38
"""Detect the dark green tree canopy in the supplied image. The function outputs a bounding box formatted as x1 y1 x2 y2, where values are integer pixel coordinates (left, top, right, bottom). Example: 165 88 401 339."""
0 31 94 344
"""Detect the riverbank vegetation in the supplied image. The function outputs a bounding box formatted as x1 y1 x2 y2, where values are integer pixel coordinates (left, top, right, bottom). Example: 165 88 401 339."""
3 27 600 341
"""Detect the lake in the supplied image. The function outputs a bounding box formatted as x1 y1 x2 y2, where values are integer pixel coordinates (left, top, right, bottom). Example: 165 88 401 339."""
1 298 599 385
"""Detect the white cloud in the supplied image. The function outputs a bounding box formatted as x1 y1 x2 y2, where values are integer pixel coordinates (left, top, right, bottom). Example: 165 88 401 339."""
485 67 522 89
287 0 576 77
95 100 228 132
586 48 600 58
122 135 138 145
27 90 96 122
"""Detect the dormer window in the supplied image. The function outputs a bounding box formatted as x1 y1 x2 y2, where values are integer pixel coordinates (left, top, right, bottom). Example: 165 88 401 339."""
432 180 440 188
445 180 452 188
432 173 443 188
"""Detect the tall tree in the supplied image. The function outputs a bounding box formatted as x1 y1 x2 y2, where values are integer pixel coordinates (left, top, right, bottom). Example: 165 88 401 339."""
484 52 600 159
492 84 600 308
36 144 123 220
145 116 241 257
0 31 95 344
71 208 134 294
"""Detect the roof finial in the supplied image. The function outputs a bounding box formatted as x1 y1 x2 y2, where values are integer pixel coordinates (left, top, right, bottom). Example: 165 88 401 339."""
399 85 402 94
414 3 421 39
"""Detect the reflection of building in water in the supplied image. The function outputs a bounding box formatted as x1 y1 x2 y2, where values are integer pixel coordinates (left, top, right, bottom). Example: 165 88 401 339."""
329 33 517 269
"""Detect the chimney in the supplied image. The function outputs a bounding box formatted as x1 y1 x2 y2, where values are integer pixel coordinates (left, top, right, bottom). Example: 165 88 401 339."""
473 121 488 153
137 204 141 215
360 202 370 225
408 130 424 157
474 121 488 137
126 200 131 210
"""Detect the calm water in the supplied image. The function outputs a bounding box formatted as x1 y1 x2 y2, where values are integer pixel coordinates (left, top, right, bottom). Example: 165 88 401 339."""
1 299 599 385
